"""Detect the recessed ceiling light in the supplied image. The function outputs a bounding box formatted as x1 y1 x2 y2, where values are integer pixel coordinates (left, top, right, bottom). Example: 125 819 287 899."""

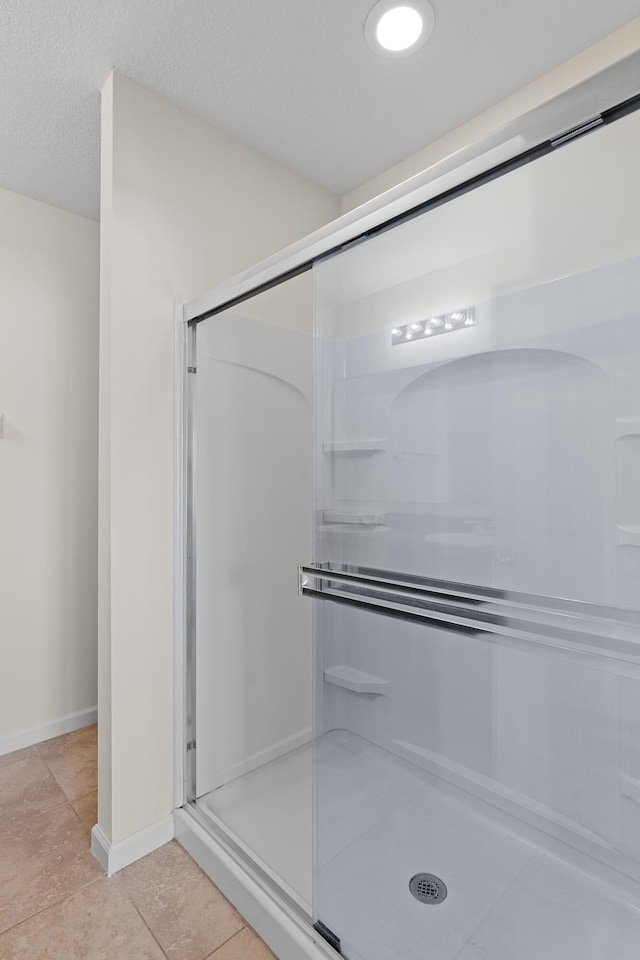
365 0 435 57
377 7 422 50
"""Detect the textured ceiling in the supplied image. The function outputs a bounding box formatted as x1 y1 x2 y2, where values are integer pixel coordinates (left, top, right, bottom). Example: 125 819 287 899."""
0 0 638 220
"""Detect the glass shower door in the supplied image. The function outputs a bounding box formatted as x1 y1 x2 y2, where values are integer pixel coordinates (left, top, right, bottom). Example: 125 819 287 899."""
308 105 640 960
191 275 315 912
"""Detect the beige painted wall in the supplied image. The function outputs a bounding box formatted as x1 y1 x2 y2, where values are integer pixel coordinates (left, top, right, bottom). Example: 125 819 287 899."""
0 187 99 742
341 16 640 213
99 73 339 844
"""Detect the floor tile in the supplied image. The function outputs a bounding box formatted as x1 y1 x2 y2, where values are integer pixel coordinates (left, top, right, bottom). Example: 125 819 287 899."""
455 853 640 960
0 876 166 959
0 802 103 933
208 927 276 959
0 746 37 769
119 840 244 960
36 724 97 800
0 752 67 830
71 790 97 841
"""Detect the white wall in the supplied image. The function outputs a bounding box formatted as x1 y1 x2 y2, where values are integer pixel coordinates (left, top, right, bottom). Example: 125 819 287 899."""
341 16 640 213
99 73 339 845
0 187 99 744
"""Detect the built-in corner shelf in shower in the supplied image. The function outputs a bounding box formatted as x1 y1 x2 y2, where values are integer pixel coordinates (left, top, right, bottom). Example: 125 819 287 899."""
621 774 640 806
615 417 640 440
322 510 387 527
324 665 388 695
323 439 386 455
617 526 640 548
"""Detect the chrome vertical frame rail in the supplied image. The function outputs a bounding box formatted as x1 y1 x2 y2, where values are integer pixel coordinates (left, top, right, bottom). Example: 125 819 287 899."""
173 306 189 808
185 319 198 802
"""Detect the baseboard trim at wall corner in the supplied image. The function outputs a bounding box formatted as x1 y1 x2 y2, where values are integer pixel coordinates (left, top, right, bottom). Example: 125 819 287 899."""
0 705 98 756
90 824 111 873
91 814 175 876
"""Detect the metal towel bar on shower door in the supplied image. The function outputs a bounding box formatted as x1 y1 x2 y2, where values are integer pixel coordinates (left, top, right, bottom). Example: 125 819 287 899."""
299 564 640 668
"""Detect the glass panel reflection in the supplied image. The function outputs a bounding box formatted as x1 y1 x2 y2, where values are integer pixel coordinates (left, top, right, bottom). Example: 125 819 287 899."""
313 108 640 959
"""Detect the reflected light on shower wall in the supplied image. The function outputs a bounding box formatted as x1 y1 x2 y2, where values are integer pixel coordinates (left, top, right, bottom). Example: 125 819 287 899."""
392 307 477 344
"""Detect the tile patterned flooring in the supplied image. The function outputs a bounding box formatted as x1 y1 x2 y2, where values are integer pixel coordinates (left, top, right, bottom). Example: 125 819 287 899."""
0 726 275 959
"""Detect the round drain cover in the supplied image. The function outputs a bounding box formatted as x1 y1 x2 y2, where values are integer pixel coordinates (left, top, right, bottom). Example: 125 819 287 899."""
409 873 447 904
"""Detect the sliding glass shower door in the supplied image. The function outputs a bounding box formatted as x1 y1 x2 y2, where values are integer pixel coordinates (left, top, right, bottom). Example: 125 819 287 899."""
308 105 640 960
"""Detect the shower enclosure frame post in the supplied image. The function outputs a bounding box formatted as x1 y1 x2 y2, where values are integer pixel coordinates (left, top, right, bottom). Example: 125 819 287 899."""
173 304 198 810
184 317 198 804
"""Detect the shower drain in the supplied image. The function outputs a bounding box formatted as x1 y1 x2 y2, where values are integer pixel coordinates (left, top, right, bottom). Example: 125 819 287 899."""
409 873 447 904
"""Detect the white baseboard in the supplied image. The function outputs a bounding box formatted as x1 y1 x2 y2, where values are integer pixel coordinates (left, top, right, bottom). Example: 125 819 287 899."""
175 807 337 960
91 814 175 876
0 706 98 756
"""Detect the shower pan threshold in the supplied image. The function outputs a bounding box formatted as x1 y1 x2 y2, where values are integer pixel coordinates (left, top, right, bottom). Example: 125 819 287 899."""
191 732 640 960
196 741 313 914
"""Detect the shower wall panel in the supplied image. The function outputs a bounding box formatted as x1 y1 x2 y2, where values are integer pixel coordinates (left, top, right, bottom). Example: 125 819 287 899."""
195 309 312 798
312 106 640 958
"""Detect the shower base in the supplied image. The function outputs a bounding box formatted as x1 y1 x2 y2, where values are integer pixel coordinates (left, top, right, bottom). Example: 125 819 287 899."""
197 741 313 912
196 731 640 960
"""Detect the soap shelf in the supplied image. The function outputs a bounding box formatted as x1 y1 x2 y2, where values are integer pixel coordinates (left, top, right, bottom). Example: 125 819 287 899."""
319 523 389 535
617 526 640 548
621 774 640 806
615 418 640 440
324 665 388 695
323 439 386 455
322 510 386 527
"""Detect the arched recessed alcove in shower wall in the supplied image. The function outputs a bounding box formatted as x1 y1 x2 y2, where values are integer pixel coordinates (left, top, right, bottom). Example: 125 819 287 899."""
388 347 612 599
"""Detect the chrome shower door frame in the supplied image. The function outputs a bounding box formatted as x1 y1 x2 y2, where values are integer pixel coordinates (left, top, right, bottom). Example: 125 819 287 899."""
173 47 640 960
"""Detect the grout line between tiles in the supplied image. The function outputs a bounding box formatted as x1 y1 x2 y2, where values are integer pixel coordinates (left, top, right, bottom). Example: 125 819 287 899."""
128 900 172 960
0 797 74 839
70 787 98 801
67 789 97 821
33 725 96 755
0 735 102 942
207 924 248 958
0 747 64 793
34 730 97 802
0 874 105 940
36 755 91 803
68 798 88 832
0 749 38 772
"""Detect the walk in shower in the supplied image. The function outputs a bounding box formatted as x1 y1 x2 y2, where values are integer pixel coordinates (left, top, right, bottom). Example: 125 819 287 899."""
177 53 640 960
